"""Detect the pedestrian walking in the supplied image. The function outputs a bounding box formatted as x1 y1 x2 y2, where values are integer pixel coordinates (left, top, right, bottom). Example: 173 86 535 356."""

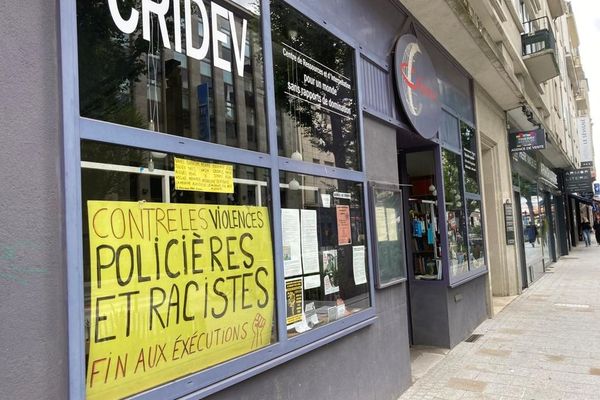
593 216 600 246
582 218 592 247
526 223 538 247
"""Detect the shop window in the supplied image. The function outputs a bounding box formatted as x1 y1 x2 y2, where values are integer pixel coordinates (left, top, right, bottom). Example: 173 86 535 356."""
80 140 275 399
461 122 479 195
271 0 360 170
371 184 408 287
406 150 442 281
442 149 469 277
279 172 370 336
77 0 267 151
68 1 374 398
467 199 484 269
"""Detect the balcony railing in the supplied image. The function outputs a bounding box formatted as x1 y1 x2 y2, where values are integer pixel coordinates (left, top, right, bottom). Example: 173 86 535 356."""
522 17 556 56
521 17 560 83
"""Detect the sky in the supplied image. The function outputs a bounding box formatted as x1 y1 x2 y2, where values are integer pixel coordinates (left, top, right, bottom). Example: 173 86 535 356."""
568 1 600 173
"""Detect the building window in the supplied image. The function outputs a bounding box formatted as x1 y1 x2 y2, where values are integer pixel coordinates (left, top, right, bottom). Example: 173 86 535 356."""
80 140 275 399
77 0 267 152
271 0 360 170
279 172 370 335
68 0 373 398
444 118 485 282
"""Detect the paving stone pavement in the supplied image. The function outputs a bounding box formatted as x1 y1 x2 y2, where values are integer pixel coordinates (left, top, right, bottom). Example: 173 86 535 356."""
399 243 600 400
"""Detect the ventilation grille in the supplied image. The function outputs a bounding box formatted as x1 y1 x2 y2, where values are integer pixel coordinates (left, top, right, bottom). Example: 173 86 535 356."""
465 334 483 343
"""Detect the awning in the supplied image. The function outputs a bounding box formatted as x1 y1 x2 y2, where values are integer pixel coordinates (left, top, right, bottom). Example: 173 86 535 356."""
568 194 594 205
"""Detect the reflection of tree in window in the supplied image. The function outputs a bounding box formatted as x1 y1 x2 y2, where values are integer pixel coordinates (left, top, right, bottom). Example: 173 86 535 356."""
78 0 267 152
271 0 359 170
77 0 147 126
224 71 237 139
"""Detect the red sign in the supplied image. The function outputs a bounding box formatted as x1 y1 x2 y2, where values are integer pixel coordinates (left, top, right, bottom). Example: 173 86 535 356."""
394 34 441 140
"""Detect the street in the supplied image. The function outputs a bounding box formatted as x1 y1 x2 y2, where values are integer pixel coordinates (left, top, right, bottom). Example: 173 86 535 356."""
400 243 600 400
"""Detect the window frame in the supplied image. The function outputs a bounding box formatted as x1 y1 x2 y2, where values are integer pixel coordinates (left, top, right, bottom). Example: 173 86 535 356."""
439 109 487 287
60 1 376 399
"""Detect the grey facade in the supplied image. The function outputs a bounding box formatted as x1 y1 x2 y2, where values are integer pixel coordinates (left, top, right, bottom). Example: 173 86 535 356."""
1 1 68 399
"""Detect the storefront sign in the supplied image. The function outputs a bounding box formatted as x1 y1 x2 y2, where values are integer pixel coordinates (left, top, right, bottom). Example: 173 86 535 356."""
463 146 477 174
174 157 234 193
565 168 593 194
503 203 515 245
394 34 441 139
86 201 274 400
508 128 546 152
582 161 594 168
577 116 593 163
279 44 354 119
107 0 248 76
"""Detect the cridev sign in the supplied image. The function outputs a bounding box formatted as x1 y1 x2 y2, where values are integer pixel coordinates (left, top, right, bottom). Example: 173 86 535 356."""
108 0 248 77
393 34 441 139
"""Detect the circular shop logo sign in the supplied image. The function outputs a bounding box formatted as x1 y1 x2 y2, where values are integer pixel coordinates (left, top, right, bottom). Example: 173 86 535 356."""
394 34 441 139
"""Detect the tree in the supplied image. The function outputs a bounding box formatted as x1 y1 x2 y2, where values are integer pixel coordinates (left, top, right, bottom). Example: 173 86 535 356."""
270 1 359 169
77 0 146 126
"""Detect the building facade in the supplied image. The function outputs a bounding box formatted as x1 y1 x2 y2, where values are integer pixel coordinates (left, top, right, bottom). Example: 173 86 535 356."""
0 0 588 400
401 0 588 298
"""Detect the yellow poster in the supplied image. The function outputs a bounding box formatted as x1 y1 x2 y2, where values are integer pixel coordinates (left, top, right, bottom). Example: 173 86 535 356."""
174 157 234 193
86 201 274 399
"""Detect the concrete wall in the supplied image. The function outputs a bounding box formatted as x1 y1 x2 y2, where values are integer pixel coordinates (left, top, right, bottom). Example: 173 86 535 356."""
0 1 68 399
475 85 522 297
208 119 412 400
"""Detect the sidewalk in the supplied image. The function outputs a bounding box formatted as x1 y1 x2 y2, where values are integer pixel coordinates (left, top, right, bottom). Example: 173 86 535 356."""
399 244 600 400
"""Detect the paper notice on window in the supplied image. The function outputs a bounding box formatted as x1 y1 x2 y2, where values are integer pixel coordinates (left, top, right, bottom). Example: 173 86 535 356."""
336 205 352 245
303 274 321 289
322 249 339 294
320 193 331 208
375 206 388 242
174 157 234 193
352 245 367 285
282 208 303 277
285 278 304 327
300 209 320 274
386 207 398 241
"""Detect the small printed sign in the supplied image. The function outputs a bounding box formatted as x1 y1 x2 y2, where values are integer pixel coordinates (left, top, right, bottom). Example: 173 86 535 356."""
565 168 593 194
503 203 515 245
174 157 234 193
509 128 546 152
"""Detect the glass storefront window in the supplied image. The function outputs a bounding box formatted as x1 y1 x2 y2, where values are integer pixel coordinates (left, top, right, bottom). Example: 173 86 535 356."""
467 199 484 269
81 140 276 399
271 0 360 170
516 177 544 280
442 149 468 277
77 0 268 152
279 171 369 336
461 122 479 194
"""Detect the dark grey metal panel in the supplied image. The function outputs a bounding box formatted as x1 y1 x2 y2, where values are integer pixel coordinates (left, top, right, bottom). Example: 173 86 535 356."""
409 284 451 348
361 57 394 119
207 285 412 400
0 0 69 399
286 0 408 61
364 117 399 184
447 275 488 348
